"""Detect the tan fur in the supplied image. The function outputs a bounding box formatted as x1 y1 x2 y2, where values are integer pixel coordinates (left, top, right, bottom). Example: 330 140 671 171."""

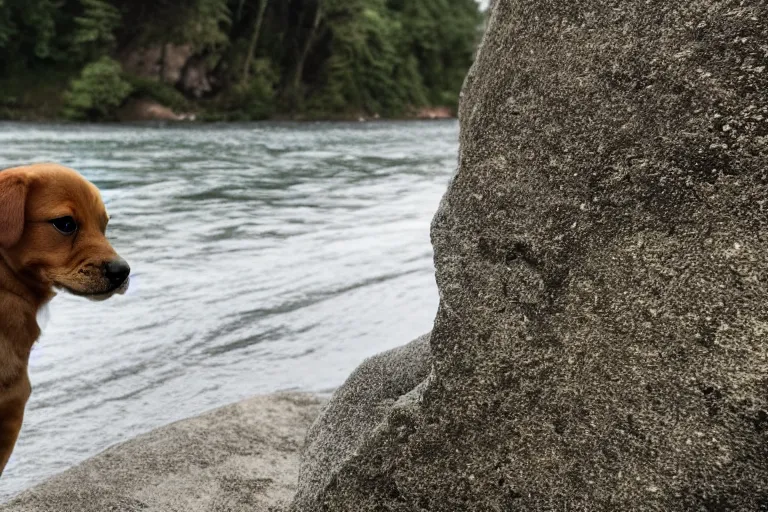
0 163 128 475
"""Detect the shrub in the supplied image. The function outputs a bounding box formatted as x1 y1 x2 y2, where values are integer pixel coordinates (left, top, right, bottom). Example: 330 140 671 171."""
125 75 192 113
63 57 133 120
204 57 276 121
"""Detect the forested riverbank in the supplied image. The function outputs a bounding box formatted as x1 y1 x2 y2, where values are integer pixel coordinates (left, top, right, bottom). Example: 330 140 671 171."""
0 0 483 121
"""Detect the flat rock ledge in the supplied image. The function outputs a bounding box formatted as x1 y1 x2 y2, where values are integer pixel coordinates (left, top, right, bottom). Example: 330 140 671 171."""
0 393 323 512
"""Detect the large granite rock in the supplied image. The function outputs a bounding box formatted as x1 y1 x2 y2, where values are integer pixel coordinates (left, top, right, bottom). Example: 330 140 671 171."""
1 393 322 512
292 334 431 510
292 1 768 510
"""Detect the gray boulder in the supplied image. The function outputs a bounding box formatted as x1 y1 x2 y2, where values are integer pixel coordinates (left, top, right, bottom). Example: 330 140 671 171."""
292 0 768 510
179 56 214 99
292 334 431 510
1 393 322 512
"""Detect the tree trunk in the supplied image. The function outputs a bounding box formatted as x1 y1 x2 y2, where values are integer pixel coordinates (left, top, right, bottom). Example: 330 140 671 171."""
241 0 269 85
289 0 322 107
159 43 168 82
235 0 246 22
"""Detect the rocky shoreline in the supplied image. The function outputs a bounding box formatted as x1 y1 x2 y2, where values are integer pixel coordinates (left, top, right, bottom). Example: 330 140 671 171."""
2 102 457 123
117 101 456 123
0 393 324 512
0 336 432 511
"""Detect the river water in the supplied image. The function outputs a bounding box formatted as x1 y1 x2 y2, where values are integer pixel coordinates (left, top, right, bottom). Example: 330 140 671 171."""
0 120 457 499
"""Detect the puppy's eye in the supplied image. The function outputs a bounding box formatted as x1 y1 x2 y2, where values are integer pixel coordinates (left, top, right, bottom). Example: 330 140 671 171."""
50 216 78 235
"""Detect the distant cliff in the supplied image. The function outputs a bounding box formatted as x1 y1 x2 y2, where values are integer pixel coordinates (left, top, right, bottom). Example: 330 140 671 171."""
0 0 483 122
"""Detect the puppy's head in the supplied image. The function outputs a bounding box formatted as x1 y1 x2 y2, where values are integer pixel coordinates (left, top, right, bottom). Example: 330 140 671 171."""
0 164 129 299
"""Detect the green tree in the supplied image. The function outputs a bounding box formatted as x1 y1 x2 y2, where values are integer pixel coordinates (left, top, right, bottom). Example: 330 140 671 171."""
392 0 481 106
72 0 122 61
306 0 421 116
0 0 60 67
279 0 323 110
63 56 133 120
0 0 482 121
241 0 268 85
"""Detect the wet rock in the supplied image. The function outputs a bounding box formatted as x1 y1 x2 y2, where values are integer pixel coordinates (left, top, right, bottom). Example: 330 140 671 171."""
292 0 768 510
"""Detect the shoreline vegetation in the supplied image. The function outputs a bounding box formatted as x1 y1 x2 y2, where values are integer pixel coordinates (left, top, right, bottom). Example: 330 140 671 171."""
0 0 483 123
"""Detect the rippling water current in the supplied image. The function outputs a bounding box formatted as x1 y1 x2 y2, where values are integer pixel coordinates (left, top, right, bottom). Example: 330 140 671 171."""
0 121 458 498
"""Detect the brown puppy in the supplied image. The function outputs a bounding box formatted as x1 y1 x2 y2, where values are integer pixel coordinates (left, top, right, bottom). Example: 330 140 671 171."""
0 163 129 475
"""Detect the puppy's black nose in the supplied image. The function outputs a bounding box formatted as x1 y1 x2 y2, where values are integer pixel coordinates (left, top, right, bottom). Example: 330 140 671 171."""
104 258 130 287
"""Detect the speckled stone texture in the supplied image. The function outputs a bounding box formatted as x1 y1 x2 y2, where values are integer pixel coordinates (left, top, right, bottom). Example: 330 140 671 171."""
0 393 323 512
292 334 431 510
293 0 768 510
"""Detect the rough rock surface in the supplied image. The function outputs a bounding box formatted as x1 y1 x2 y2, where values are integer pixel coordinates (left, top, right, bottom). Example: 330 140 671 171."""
292 334 431 510
120 44 194 85
179 56 214 98
292 1 768 510
0 393 322 512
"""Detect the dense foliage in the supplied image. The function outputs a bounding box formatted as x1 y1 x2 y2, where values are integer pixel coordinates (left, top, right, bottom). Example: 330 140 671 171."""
63 56 133 120
0 0 483 120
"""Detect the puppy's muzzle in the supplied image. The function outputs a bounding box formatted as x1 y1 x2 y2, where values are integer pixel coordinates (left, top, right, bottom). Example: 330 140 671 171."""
103 258 131 289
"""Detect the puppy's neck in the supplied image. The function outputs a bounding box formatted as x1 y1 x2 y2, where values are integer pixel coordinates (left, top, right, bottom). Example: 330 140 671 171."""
0 253 53 311
0 254 51 368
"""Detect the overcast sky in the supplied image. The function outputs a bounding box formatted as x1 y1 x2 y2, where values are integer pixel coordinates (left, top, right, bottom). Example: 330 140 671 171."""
477 0 490 9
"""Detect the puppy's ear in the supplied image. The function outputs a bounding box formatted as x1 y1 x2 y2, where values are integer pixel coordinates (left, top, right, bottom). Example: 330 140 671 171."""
0 171 29 248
